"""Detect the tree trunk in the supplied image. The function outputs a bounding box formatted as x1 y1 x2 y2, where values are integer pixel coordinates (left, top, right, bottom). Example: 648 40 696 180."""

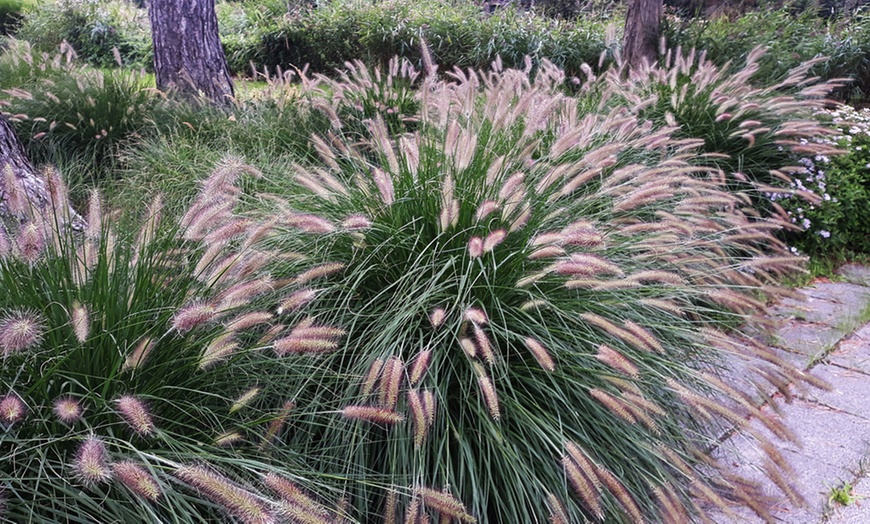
623 0 663 70
0 116 85 230
148 0 234 105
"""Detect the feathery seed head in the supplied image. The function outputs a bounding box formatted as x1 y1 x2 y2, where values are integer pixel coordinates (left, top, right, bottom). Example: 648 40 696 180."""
283 212 336 234
464 307 488 325
473 325 495 364
53 396 84 424
112 461 161 501
341 214 372 230
467 236 484 258
378 357 404 409
226 312 274 332
171 302 217 333
176 465 275 524
342 405 404 425
429 308 446 329
230 387 262 414
278 289 319 315
361 358 385 397
123 337 155 371
292 263 345 285
459 338 477 359
73 437 112 485
409 350 433 385
483 229 506 253
200 332 239 369
595 344 639 377
475 200 499 221
0 393 26 426
14 221 46 264
474 363 500 421
422 389 437 427
214 431 245 447
264 473 329 520
523 337 555 372
0 310 45 355
408 389 428 448
418 487 476 523
115 395 155 436
70 301 89 343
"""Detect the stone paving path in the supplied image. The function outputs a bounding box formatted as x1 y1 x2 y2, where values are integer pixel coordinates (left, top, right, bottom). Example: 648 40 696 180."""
711 264 870 523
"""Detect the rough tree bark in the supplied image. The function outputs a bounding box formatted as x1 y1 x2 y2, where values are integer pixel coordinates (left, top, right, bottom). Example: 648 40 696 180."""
623 0 663 70
148 0 234 105
0 116 85 229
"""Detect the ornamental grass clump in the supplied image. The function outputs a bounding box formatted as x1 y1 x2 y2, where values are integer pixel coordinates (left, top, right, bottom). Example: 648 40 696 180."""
169 58 823 522
0 168 343 522
600 46 843 214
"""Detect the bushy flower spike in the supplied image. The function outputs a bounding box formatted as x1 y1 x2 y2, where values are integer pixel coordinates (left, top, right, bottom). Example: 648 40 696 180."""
73 437 112 485
0 310 45 355
53 396 84 424
69 301 90 343
341 405 404 425
230 387 262 414
0 393 26 426
112 461 161 501
261 400 296 446
171 301 217 333
409 350 433 385
263 473 329 521
418 487 476 523
176 465 275 524
115 395 156 436
16 221 45 264
123 337 155 371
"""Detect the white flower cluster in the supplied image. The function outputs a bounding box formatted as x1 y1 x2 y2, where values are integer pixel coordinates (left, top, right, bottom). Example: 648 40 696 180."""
765 105 870 244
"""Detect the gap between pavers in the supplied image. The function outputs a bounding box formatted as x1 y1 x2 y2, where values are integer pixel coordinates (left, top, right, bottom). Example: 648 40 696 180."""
706 265 870 524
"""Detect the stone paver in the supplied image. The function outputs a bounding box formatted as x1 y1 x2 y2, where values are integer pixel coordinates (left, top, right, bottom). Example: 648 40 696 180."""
709 267 870 524
837 264 870 287
774 321 847 361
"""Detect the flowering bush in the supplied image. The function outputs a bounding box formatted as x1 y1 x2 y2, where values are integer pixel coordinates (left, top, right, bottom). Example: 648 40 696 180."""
775 105 870 256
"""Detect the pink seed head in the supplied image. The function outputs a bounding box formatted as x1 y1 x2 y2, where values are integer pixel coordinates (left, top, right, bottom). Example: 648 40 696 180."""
341 405 404 425
115 395 155 436
0 393 26 426
112 461 160 501
176 465 274 524
74 437 112 485
467 236 484 258
171 302 217 333
53 396 84 424
464 307 488 325
70 302 90 343
341 214 372 230
483 229 506 252
0 310 45 355
16 222 45 264
429 308 446 329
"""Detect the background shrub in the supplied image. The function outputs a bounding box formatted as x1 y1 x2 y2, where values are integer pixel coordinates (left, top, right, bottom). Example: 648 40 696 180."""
15 0 151 69
249 0 616 78
778 106 870 257
0 0 34 35
664 7 870 102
